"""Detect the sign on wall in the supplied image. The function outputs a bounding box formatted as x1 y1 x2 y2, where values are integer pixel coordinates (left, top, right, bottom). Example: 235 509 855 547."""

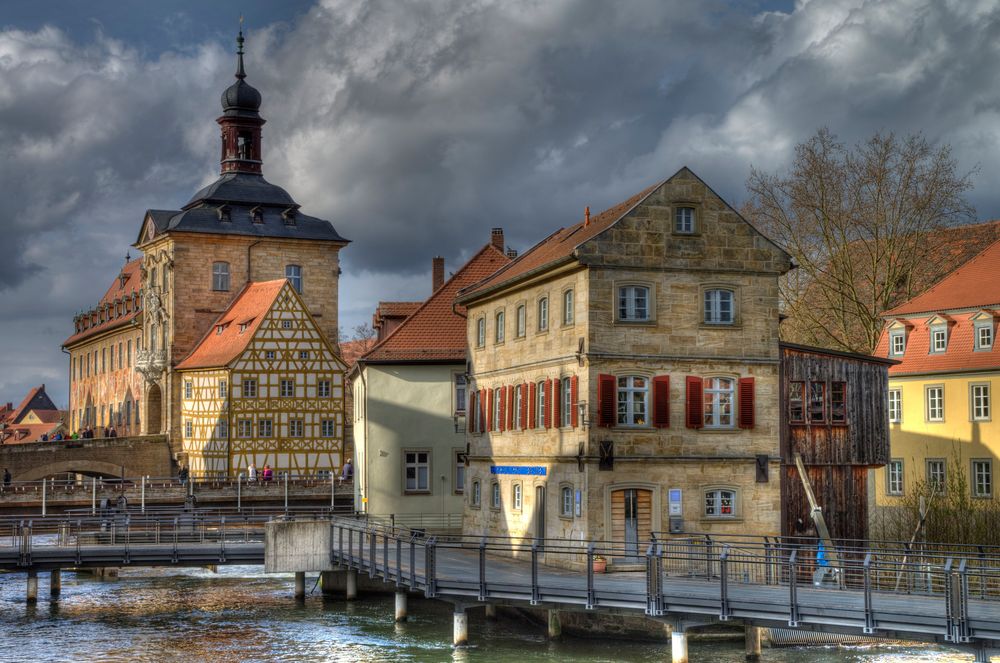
490 466 546 476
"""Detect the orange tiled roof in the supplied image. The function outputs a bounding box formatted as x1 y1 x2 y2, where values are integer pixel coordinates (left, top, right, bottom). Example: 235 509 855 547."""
175 280 287 370
0 421 65 445
458 182 662 300
338 339 375 368
29 409 64 424
377 302 421 318
886 237 1000 316
875 312 1000 376
64 259 143 346
361 245 511 363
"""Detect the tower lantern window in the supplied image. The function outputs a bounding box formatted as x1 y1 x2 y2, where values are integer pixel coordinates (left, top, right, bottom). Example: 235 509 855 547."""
238 131 252 160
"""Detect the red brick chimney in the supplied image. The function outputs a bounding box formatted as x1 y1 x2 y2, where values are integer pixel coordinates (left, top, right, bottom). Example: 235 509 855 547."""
432 256 445 291
491 227 504 252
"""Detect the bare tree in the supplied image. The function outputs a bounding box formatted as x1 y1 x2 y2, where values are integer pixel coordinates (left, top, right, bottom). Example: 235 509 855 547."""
350 323 377 352
744 128 976 353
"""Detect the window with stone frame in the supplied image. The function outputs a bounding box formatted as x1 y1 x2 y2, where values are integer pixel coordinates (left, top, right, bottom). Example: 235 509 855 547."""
887 459 904 495
927 459 946 493
212 261 230 291
888 389 902 423
973 459 993 498
560 485 573 518
470 480 481 507
285 264 303 293
495 310 505 343
454 374 467 414
536 380 546 428
704 289 735 325
476 317 486 347
563 289 575 325
537 297 549 331
514 385 523 429
516 304 526 338
618 285 650 322
561 377 572 426
703 377 735 428
971 383 991 421
704 488 737 518
617 376 648 426
512 483 523 511
492 387 502 431
491 481 501 509
675 206 696 234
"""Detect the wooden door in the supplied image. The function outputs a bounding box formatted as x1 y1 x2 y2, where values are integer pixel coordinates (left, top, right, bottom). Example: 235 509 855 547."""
611 488 652 561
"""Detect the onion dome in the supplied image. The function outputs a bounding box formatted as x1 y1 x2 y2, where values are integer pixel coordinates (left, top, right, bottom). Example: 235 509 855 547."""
220 29 261 117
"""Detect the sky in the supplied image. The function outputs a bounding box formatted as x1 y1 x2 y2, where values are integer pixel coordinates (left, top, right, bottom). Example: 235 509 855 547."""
2 0 1000 407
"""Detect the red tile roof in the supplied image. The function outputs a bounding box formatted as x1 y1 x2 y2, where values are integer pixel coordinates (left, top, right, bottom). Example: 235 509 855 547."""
360 245 511 363
0 421 65 445
886 237 1000 316
376 302 421 318
175 280 287 370
458 182 662 300
338 339 375 368
64 259 143 347
875 313 1000 376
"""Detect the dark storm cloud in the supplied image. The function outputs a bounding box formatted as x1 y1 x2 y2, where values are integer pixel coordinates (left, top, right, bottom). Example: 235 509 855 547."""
3 0 1000 403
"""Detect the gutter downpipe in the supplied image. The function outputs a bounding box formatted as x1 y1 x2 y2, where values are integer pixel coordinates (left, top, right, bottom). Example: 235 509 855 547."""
246 240 262 284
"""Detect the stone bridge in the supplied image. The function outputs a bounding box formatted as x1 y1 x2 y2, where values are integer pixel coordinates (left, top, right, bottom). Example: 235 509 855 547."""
0 435 174 481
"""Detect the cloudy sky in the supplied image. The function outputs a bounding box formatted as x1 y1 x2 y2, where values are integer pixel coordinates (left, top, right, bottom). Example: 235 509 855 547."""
2 0 1000 407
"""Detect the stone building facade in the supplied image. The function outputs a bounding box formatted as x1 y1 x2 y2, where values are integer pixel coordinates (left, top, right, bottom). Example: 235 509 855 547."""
457 168 793 564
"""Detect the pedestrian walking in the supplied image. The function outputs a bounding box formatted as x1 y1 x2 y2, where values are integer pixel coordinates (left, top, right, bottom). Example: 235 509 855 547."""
262 464 273 482
179 466 189 486
248 462 257 483
340 458 353 483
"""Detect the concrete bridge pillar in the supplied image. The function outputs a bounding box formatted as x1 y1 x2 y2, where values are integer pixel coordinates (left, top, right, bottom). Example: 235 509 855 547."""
484 603 497 619
395 591 407 622
453 605 468 647
50 570 61 598
745 625 761 661
671 627 688 663
26 571 38 604
345 570 358 600
294 572 306 600
547 610 561 639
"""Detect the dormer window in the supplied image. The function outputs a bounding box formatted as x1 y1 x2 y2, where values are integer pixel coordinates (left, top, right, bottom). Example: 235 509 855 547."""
977 323 994 351
217 205 232 222
281 207 298 226
889 330 905 356
250 206 264 224
930 324 948 353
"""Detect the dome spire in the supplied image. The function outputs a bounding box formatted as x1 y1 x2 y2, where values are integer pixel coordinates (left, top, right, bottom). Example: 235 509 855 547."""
236 17 246 80
218 17 265 175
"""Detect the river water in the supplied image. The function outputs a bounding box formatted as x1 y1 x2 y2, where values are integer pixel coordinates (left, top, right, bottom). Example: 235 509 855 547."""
0 566 983 662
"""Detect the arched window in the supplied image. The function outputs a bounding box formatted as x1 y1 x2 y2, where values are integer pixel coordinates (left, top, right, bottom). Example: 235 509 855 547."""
495 310 505 343
285 264 302 293
563 289 574 325
491 482 501 509
471 480 481 507
537 297 549 331
212 262 230 291
704 377 735 428
516 304 526 337
617 376 648 426
704 488 737 518
476 317 486 348
561 485 573 517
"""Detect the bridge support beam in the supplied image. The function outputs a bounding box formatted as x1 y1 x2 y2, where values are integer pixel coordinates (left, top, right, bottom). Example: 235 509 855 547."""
972 642 991 663
453 605 468 647
744 625 761 661
50 569 61 598
345 570 358 601
395 591 407 622
26 571 38 604
320 571 338 597
294 572 306 600
671 627 688 663
547 610 561 639
484 603 497 620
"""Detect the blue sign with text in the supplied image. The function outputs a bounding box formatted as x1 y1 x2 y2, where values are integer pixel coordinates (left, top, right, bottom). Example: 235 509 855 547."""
490 465 546 476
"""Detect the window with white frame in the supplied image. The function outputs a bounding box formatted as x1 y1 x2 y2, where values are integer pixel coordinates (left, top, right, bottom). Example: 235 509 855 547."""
219 379 228 399
471 480 481 507
930 325 948 353
704 289 735 325
289 419 304 437
537 297 549 331
890 331 906 356
318 380 331 398
184 420 193 438
212 262 230 291
888 389 902 423
495 311 505 343
561 377 572 426
514 386 523 429
454 451 465 494
491 481 501 509
618 285 650 321
477 317 486 347
887 460 904 495
704 488 736 517
280 379 295 398
512 483 522 510
617 376 648 426
973 459 993 498
972 383 991 421
675 206 695 234
976 323 994 351
454 374 467 414
216 419 229 439
563 289 574 325
321 419 335 437
285 264 303 293
704 377 735 428
536 380 546 428
492 387 502 431
926 386 944 421
561 485 573 517
404 450 431 493
516 304 526 338
238 419 252 438
927 459 946 493
242 379 257 398
259 419 273 437
184 381 192 399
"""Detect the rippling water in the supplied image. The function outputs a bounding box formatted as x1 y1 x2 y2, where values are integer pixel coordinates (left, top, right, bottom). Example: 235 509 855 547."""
0 567 983 662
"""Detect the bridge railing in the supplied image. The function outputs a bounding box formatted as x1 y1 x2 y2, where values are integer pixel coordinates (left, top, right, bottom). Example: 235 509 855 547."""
0 474 354 494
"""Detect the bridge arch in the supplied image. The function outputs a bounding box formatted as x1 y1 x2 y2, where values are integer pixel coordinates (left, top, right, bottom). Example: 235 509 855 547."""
17 460 126 482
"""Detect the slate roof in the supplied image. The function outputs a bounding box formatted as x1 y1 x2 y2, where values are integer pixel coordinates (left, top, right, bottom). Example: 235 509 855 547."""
360 244 511 364
458 182 662 301
7 385 58 425
63 259 143 347
175 280 287 370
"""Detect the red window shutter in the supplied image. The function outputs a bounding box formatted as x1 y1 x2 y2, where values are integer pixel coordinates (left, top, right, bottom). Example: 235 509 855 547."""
544 380 552 429
739 377 755 429
552 379 562 428
520 383 529 430
479 389 486 433
506 385 515 431
487 388 494 431
685 376 704 429
528 382 537 429
499 387 507 432
570 375 579 427
653 375 670 428
597 374 616 427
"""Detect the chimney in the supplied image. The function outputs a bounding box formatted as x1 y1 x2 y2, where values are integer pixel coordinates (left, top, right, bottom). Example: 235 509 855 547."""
491 227 505 251
506 248 518 259
432 256 445 291
584 206 591 226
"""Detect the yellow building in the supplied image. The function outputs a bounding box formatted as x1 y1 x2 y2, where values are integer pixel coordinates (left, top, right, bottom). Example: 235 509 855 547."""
874 239 1000 503
176 280 347 478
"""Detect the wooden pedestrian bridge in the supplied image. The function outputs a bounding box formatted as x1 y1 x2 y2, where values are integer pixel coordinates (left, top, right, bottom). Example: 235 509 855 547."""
1 513 998 662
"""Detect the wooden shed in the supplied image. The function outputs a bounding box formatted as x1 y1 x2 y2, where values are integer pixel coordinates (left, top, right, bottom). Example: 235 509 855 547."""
779 342 897 542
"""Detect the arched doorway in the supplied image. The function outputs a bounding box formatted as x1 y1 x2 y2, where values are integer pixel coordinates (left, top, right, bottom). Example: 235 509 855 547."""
145 383 162 435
